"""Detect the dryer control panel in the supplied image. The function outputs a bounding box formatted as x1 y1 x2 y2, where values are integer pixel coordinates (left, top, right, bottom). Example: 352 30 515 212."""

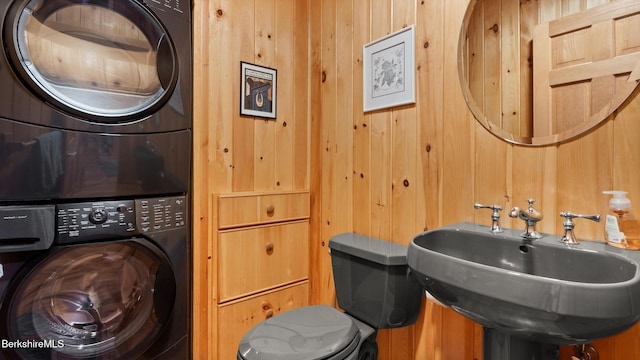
57 200 136 243
135 196 186 233
56 196 186 244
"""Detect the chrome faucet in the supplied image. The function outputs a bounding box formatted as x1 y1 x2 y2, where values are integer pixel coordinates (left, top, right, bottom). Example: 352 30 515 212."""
509 198 543 239
474 203 503 233
559 212 601 245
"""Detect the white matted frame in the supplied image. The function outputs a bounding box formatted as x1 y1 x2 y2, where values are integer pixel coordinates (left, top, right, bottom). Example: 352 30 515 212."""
363 25 416 112
240 62 277 119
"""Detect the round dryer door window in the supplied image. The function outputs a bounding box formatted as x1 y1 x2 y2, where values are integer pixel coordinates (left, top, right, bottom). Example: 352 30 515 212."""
4 0 177 122
1 239 176 359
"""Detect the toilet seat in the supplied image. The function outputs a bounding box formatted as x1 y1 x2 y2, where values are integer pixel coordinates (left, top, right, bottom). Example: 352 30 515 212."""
237 305 360 360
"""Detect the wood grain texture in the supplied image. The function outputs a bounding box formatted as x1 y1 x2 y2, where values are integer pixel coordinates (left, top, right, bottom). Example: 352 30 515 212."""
308 0 640 359
192 0 311 358
193 0 640 358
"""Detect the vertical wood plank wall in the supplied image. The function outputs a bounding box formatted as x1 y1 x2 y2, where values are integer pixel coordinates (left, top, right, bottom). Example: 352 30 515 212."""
193 0 640 358
192 0 310 358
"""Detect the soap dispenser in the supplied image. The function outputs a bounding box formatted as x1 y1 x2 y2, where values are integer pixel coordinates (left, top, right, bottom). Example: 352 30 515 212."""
603 191 640 250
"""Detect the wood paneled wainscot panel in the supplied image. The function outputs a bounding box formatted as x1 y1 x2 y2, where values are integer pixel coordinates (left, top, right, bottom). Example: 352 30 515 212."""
214 191 310 359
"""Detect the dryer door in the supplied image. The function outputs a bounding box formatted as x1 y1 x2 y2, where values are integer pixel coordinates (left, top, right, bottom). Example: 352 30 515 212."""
3 0 177 122
0 239 176 359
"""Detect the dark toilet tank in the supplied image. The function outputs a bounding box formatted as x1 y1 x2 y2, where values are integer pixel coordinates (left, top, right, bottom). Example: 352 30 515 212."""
328 233 424 329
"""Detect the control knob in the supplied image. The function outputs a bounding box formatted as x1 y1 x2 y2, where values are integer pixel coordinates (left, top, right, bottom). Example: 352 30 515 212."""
89 208 108 224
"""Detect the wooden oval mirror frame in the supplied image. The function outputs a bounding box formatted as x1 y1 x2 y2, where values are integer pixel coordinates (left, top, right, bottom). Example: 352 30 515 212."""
458 0 640 146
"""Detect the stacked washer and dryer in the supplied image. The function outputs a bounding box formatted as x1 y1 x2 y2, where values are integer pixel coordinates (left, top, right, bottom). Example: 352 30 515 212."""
0 0 191 359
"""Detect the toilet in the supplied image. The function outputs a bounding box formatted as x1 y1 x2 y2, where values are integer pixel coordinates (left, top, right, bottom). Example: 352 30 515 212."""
237 233 424 360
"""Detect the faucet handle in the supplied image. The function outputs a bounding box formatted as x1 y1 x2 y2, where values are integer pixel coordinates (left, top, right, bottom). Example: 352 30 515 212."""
474 203 503 233
559 211 601 245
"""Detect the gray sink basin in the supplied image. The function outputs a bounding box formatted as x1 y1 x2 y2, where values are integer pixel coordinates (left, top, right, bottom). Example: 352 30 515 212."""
407 222 640 345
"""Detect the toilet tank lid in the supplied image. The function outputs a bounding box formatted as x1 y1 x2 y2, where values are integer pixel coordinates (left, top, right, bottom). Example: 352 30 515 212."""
328 233 408 266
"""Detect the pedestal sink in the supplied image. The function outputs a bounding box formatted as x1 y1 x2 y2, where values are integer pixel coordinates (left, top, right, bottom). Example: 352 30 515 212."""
407 222 640 359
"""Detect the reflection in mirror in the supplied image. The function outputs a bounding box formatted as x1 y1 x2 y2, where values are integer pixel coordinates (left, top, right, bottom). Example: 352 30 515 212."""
459 0 640 146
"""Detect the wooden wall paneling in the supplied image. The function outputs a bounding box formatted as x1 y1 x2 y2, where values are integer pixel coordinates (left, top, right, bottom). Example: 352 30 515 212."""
232 114 256 192
589 20 616 121
215 1 259 355
612 88 640 229
254 0 275 67
473 123 511 227
316 0 338 307
335 0 355 236
519 0 538 138
415 1 441 235
616 7 640 55
587 303 640 355
308 0 325 309
552 84 591 134
253 0 276 190
191 0 640 358
414 1 446 359
500 0 521 136
366 102 392 360
596 90 640 358
579 87 640 360
442 0 474 233
587 0 610 7
230 1 258 192
388 0 419 358
388 108 418 360
540 0 561 25
390 0 419 249
193 0 312 357
273 0 295 190
466 4 485 117
557 122 613 240
192 0 212 357
472 0 512 230
369 120 395 349
510 145 560 234
368 1 393 243
366 2 392 246
205 1 236 194
483 0 502 127
533 22 554 138
366 1 394 358
368 104 394 356
293 0 310 190
441 1 479 359
562 0 585 15
353 0 372 236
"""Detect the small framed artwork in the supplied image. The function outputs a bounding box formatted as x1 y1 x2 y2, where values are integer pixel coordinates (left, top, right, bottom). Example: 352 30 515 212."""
363 25 416 112
240 62 277 119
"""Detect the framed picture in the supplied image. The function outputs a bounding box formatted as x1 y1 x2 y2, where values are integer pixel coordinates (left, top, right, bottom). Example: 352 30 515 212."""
240 62 277 119
363 25 416 112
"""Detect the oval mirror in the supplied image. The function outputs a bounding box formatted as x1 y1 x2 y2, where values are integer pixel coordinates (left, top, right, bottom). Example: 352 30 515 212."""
459 0 640 146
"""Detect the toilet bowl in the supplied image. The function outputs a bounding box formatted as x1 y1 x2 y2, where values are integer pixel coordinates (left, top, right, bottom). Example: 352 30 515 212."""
237 305 372 360
237 233 424 360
